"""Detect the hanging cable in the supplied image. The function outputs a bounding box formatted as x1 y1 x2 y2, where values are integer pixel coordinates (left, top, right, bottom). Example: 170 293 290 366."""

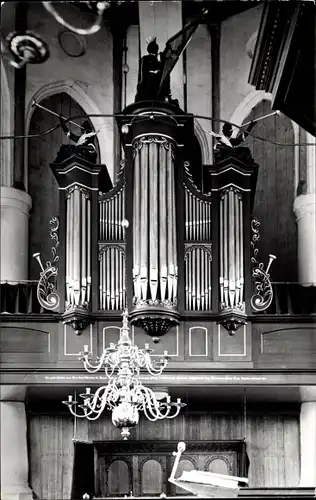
0 111 315 147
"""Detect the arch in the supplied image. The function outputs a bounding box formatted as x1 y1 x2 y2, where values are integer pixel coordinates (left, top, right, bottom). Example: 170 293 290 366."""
141 458 163 495
205 455 232 474
0 59 13 186
230 90 300 195
229 90 273 128
107 459 131 496
24 79 111 188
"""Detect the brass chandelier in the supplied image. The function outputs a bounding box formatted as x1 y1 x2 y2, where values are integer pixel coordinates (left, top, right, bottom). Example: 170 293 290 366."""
63 310 185 439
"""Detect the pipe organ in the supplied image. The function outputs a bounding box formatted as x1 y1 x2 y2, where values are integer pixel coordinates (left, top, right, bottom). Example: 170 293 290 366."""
98 166 126 311
50 156 103 334
132 136 178 309
117 102 194 340
209 155 259 333
48 101 261 337
184 163 212 311
219 187 244 312
65 186 91 309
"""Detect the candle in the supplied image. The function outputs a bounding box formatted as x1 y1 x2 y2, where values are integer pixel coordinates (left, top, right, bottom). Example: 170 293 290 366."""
68 395 73 403
84 345 89 353
86 387 91 395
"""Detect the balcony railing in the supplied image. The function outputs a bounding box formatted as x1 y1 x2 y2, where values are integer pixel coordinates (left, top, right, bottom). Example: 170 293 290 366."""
256 282 316 315
0 281 54 315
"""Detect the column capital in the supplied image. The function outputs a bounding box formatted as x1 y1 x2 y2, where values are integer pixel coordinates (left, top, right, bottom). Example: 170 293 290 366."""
300 387 316 403
293 193 316 221
0 186 32 215
0 187 32 282
0 385 26 402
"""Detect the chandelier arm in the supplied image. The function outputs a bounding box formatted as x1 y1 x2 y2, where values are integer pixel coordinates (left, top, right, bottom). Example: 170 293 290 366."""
165 406 181 419
68 406 87 418
82 360 104 373
82 348 111 372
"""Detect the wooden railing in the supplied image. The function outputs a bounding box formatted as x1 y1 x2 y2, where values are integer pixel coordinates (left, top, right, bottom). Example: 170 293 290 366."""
254 282 316 315
1 281 315 317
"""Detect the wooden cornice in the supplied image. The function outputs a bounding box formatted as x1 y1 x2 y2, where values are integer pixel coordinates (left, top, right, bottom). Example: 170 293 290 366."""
249 2 316 136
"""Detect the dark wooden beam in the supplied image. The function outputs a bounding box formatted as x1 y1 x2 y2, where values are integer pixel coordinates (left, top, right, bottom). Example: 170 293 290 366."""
111 22 126 178
209 23 221 133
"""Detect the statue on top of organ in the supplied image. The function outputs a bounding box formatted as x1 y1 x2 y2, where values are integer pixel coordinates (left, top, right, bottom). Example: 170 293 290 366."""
135 8 208 106
135 37 178 106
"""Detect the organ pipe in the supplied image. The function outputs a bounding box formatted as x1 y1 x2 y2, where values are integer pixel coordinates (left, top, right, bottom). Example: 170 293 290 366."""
183 175 212 311
132 137 178 307
98 175 126 311
219 187 245 312
65 186 91 310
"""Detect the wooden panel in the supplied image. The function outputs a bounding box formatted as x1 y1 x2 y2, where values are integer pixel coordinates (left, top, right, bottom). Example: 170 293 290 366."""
0 324 56 364
28 410 300 496
174 459 195 495
244 100 296 282
208 456 231 475
133 324 182 359
213 323 252 361
253 323 316 369
184 323 212 359
28 92 100 280
108 460 130 496
141 458 164 495
102 324 122 352
59 323 94 360
261 327 316 355
28 414 75 500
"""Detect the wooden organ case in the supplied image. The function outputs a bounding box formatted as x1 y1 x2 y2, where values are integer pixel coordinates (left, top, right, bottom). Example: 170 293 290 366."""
50 100 259 337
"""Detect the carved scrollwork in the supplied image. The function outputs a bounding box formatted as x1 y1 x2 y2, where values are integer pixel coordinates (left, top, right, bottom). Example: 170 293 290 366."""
205 454 233 473
66 185 91 199
133 298 178 309
184 243 212 260
250 217 276 312
34 216 60 311
98 243 126 260
132 135 176 159
220 186 242 200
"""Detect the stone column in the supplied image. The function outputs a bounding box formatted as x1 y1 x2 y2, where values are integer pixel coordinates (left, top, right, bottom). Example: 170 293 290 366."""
299 388 316 487
138 0 184 108
293 133 316 286
0 387 33 500
0 186 32 282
